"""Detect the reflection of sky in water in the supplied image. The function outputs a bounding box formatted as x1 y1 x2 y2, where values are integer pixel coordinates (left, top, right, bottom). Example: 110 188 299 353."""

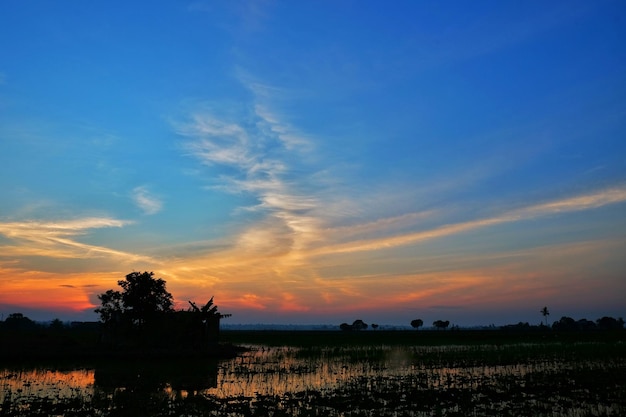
205 346 413 398
0 345 604 402
0 368 94 403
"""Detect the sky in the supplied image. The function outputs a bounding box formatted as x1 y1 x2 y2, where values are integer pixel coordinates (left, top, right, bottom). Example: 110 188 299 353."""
1 1 625 327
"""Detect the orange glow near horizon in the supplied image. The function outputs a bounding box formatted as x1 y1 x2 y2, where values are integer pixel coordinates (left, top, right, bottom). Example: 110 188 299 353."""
2 235 625 323
1 188 626 324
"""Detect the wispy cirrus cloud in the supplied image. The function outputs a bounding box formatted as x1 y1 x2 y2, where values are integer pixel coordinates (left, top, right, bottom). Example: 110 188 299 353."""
254 103 312 151
175 84 323 260
519 187 626 215
132 186 163 215
0 218 130 241
0 217 153 264
312 186 626 256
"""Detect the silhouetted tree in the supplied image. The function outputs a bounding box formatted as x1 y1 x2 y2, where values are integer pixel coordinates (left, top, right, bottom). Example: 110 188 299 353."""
552 316 577 331
371 323 379 329
95 272 233 349
95 271 173 327
339 322 352 331
95 289 124 324
188 297 231 319
352 319 368 330
410 319 424 330
596 316 624 330
49 318 65 332
576 318 596 331
187 297 231 345
433 320 449 330
119 271 173 325
540 306 550 326
3 313 37 331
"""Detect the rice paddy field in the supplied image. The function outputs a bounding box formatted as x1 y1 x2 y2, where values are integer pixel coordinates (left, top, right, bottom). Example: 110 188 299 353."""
1 330 625 416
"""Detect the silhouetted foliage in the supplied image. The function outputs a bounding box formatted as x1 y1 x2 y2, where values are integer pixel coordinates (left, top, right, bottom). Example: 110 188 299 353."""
552 316 577 331
540 306 550 326
410 319 424 330
352 319 368 330
95 271 173 327
596 316 625 330
371 323 379 329
120 271 173 325
576 318 597 331
94 272 230 350
49 318 65 332
433 320 450 330
338 320 368 331
501 322 533 331
339 322 352 331
2 313 37 331
188 297 232 320
547 316 626 332
95 289 124 324
184 297 232 346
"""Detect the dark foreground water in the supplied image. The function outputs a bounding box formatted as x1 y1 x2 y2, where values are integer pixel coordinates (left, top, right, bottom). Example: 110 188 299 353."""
2 343 625 416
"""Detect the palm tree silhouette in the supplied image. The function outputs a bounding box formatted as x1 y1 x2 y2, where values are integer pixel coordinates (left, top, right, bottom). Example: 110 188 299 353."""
540 306 550 326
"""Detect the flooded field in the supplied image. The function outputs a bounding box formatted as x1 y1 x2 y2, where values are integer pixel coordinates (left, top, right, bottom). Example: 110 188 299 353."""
2 338 625 416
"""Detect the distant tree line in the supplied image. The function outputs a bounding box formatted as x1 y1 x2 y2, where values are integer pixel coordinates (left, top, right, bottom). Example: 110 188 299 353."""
335 313 624 332
500 316 624 332
339 318 455 331
551 316 624 331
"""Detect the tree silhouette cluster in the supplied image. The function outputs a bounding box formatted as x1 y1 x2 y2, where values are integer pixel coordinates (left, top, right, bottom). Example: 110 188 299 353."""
1 313 37 331
339 319 368 331
339 318 456 331
552 316 624 331
95 271 229 349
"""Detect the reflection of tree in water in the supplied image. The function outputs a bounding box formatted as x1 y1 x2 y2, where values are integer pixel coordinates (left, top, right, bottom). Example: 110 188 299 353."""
92 358 218 413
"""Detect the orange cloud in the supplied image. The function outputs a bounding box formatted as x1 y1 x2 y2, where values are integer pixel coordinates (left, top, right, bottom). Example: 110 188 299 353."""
225 293 269 310
279 292 310 312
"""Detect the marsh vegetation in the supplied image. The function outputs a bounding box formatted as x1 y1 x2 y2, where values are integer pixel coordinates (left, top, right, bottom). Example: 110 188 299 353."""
1 330 624 416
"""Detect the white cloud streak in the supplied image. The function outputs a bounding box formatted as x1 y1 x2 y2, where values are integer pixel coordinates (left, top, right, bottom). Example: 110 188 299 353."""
254 104 311 151
0 217 154 263
132 186 163 215
311 186 626 256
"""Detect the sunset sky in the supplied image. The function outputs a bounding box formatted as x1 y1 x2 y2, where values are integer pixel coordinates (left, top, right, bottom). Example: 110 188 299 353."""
1 1 625 326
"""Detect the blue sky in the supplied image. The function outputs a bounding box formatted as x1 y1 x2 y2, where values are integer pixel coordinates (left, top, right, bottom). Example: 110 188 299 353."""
1 1 625 326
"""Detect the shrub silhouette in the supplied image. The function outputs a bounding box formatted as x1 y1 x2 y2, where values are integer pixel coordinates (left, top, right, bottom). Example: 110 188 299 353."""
433 320 449 330
410 319 424 330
